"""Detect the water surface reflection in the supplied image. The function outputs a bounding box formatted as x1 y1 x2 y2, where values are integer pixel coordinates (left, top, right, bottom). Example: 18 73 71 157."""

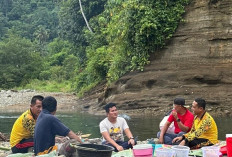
0 112 229 141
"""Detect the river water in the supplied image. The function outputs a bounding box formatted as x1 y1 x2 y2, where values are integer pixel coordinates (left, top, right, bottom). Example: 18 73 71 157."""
0 112 230 141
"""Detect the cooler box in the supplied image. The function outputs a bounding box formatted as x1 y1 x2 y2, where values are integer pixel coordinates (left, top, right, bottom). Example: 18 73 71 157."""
133 144 153 157
227 134 232 157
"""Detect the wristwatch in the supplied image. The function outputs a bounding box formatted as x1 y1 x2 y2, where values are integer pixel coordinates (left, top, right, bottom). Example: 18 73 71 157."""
177 118 181 122
130 137 134 139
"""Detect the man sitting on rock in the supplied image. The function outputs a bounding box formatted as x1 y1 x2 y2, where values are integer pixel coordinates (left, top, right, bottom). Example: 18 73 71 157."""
99 103 136 152
10 95 44 153
157 98 194 145
173 98 218 149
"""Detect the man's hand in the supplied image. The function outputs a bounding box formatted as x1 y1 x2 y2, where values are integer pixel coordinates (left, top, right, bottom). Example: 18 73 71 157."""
116 145 124 151
128 139 135 146
179 139 186 146
172 136 183 143
55 136 68 143
172 110 178 120
158 137 164 144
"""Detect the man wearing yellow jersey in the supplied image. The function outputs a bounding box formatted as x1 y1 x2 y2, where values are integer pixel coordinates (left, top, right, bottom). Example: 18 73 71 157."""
173 98 218 149
10 95 44 153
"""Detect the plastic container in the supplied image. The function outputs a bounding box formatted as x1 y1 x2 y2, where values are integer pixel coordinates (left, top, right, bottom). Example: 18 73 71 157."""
201 146 221 157
227 134 232 157
151 144 155 155
171 145 190 157
220 145 227 155
152 144 162 156
75 144 114 157
155 144 162 150
133 144 153 157
155 147 174 157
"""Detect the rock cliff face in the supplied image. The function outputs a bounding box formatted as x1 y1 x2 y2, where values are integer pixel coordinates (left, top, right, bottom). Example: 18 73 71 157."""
79 0 232 116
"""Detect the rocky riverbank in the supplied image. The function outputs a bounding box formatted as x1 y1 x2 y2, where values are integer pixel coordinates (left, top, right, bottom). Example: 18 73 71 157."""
0 90 81 113
0 89 231 117
0 89 168 116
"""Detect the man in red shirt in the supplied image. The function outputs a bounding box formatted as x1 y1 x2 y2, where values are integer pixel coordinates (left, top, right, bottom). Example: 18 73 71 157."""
157 98 194 145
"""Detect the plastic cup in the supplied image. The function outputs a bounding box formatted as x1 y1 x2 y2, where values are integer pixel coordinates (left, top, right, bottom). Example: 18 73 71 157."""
171 145 189 157
226 134 232 157
155 147 174 157
202 146 220 157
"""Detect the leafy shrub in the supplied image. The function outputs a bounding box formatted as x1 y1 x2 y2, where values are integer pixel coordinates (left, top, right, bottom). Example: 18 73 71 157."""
74 0 189 93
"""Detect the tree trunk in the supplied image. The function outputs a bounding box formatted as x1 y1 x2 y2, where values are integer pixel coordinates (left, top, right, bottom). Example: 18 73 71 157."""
79 0 93 33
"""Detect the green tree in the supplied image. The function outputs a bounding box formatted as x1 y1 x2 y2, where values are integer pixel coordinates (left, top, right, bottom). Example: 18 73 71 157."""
0 13 8 39
59 0 107 63
0 33 44 88
0 0 13 18
34 25 49 45
47 38 74 55
63 54 80 79
72 0 189 93
1 0 59 42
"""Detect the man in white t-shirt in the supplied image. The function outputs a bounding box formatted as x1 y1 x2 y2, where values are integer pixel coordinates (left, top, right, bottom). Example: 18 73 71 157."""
99 103 136 152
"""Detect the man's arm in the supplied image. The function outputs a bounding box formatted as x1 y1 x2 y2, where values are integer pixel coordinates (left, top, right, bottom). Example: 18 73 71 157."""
22 115 36 136
101 131 124 151
158 121 171 144
67 130 83 144
172 110 189 132
176 121 190 132
172 136 184 144
124 128 135 146
184 117 211 141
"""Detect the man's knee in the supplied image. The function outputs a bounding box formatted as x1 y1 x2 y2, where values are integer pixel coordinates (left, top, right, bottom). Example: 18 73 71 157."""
177 132 186 137
11 146 30 154
119 141 132 150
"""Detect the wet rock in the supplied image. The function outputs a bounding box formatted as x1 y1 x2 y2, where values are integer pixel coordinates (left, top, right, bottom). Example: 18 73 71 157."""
224 110 230 115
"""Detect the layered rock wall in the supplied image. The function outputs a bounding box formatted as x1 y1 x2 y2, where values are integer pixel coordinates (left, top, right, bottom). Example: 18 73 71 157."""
79 0 232 116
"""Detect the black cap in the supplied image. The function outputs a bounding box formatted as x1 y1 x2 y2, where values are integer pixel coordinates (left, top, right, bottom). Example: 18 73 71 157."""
174 98 185 106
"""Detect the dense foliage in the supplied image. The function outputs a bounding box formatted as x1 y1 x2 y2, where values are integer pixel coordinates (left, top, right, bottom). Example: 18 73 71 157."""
0 33 43 88
73 0 189 94
0 0 189 95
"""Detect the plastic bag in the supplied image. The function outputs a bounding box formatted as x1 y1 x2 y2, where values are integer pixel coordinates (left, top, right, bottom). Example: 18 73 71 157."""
159 116 175 134
7 153 34 157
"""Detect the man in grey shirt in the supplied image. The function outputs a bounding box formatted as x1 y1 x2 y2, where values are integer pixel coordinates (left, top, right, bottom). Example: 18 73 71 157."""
99 103 136 152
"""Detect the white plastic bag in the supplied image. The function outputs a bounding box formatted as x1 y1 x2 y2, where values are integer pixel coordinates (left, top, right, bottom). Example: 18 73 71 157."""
7 153 34 157
159 116 175 134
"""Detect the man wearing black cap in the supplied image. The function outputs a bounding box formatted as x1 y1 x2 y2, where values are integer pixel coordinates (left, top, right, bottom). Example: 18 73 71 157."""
173 98 218 149
157 98 194 145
